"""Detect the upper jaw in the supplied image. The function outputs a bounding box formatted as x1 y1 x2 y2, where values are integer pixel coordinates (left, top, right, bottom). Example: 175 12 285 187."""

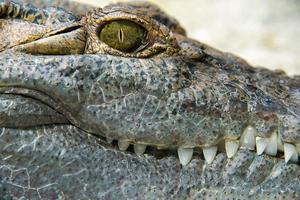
0 52 299 166
0 91 299 166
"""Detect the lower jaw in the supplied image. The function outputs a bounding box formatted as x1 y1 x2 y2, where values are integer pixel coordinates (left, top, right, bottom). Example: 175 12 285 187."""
1 125 300 199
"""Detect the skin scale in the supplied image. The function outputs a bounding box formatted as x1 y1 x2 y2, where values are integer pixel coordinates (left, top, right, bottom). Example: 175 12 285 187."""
0 0 299 199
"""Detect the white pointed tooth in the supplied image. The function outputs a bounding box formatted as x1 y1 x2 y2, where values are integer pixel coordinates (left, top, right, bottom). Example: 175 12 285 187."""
284 143 299 163
256 137 268 155
277 132 284 152
240 126 256 150
177 148 193 166
134 144 147 156
118 140 130 151
225 140 239 158
265 131 278 156
203 146 218 164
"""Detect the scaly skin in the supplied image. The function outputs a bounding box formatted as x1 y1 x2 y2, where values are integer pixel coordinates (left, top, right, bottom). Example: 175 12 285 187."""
0 1 299 199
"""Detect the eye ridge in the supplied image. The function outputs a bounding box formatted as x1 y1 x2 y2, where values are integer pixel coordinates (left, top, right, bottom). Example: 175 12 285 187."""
99 20 147 53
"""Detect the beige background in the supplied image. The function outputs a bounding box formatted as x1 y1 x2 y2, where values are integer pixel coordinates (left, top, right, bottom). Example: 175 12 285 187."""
74 0 300 75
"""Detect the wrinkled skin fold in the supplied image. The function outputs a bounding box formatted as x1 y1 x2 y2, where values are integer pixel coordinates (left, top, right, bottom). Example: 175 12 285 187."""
0 0 300 199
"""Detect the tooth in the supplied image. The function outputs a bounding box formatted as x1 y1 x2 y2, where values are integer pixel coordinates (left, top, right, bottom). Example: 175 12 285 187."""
240 126 256 150
284 143 299 163
256 137 268 155
277 132 284 152
118 140 130 151
265 131 278 156
225 140 239 158
134 144 147 156
203 146 218 164
177 148 193 166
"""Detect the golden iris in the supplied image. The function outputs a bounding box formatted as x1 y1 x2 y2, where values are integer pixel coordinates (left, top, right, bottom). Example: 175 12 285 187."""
99 20 147 53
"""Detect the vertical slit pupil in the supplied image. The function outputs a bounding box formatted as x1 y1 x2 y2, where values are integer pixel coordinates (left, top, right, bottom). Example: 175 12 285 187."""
118 28 124 43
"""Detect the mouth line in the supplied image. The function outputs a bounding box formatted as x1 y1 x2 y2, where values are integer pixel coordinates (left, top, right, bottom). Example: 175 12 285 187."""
0 86 76 122
100 127 300 166
5 119 298 167
0 87 299 166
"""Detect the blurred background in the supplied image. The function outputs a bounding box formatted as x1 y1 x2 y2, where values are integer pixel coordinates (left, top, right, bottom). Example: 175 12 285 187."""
74 0 300 75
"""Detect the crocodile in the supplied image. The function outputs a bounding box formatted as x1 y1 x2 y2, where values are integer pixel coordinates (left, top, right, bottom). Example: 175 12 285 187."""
0 0 300 199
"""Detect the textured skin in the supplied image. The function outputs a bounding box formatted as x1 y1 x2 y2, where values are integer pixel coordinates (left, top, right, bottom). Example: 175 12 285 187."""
1 126 300 200
0 0 300 199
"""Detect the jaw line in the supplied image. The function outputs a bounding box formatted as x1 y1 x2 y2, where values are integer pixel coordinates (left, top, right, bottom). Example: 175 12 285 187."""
0 87 299 165
0 86 76 124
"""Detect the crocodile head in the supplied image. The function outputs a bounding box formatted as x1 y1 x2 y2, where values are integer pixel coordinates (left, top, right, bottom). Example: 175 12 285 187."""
0 1 300 199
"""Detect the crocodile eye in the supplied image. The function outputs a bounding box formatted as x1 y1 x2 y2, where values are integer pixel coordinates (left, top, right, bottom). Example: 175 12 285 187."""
99 20 147 53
